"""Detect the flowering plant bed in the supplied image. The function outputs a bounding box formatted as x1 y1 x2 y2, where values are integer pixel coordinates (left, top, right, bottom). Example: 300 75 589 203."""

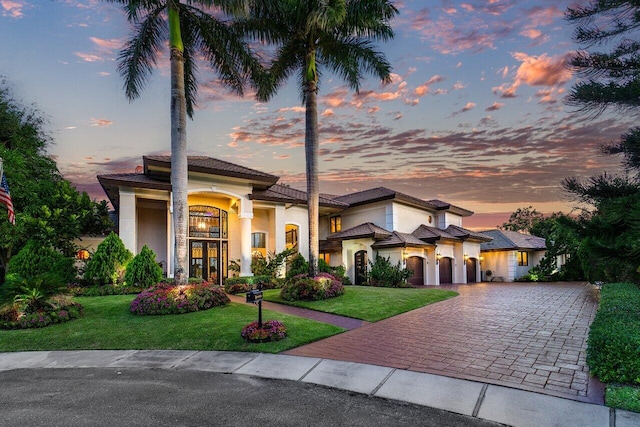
0 301 84 330
241 320 287 343
280 273 344 301
130 282 230 315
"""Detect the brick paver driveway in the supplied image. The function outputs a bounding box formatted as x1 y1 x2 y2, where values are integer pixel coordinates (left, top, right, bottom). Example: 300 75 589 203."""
285 282 603 403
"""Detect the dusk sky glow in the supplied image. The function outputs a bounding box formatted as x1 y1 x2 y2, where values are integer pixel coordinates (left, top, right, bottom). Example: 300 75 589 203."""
1 0 633 229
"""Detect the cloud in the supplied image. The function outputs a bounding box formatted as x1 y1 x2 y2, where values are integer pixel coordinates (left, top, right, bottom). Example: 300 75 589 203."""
90 118 113 127
486 102 505 111
1 0 26 18
462 102 476 112
494 52 572 102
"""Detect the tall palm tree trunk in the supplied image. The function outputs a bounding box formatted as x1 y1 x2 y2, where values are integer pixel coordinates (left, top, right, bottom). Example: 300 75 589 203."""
169 5 188 285
305 80 319 277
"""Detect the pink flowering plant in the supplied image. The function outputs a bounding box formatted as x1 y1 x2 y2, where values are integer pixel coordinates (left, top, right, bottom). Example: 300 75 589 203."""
280 273 344 301
241 320 287 343
130 282 230 315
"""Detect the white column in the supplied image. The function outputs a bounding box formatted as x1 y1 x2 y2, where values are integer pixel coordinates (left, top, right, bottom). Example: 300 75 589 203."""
239 196 254 277
119 188 137 254
167 196 174 278
275 205 286 253
239 213 253 277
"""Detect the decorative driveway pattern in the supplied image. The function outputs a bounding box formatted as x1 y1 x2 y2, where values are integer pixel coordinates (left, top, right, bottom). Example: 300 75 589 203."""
284 282 603 403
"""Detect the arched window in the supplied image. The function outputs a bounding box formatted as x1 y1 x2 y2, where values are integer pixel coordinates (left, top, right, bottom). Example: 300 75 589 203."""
189 205 228 238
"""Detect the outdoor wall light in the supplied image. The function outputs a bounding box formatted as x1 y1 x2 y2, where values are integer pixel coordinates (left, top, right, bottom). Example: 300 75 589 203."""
436 252 441 264
76 249 90 260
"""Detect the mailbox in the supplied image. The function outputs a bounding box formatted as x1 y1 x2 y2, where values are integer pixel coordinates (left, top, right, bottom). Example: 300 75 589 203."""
246 289 263 304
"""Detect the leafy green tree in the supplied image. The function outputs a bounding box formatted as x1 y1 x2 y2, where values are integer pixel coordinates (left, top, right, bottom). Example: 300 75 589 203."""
106 0 264 284
500 206 545 232
84 232 133 286
242 0 398 276
0 82 112 283
124 244 164 288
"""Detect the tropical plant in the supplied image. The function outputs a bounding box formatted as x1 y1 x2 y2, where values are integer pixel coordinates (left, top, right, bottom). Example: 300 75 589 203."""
105 0 265 284
124 245 164 288
83 232 133 286
367 254 412 288
241 0 398 276
251 247 297 277
0 272 70 315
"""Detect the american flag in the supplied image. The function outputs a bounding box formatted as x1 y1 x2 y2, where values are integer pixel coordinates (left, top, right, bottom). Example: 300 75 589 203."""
0 172 15 225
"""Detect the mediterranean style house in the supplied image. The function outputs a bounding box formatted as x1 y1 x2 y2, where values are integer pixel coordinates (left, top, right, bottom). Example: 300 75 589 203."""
97 155 542 286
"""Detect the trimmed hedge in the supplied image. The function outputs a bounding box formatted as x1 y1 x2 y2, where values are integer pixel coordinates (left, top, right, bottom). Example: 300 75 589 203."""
224 275 282 294
587 282 640 385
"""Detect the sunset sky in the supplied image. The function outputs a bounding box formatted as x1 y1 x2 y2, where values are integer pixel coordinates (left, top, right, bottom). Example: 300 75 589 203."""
0 0 632 229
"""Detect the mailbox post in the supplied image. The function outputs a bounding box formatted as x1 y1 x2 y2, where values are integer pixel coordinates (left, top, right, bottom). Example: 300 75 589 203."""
245 285 264 328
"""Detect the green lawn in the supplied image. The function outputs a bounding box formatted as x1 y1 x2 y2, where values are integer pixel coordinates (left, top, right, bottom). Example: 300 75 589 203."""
0 295 344 353
606 385 640 413
262 286 458 322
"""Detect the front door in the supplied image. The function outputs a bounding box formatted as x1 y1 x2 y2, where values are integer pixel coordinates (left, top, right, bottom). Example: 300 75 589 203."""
190 240 222 284
354 250 368 286
406 256 424 286
439 257 453 284
466 258 477 283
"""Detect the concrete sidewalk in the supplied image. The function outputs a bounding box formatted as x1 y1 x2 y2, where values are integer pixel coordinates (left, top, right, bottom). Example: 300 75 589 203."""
1 350 638 427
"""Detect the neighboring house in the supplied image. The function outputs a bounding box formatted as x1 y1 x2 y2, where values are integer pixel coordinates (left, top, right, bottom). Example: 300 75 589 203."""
479 229 547 282
98 156 493 286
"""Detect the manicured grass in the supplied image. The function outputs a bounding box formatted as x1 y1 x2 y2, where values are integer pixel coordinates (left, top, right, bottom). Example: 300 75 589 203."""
0 295 344 353
606 385 640 413
262 286 458 322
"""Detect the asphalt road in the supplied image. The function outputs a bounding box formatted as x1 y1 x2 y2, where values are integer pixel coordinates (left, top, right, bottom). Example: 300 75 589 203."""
1 368 504 426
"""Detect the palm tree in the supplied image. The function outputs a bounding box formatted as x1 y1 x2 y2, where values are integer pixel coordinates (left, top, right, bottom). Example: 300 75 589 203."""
106 0 263 284
242 0 398 276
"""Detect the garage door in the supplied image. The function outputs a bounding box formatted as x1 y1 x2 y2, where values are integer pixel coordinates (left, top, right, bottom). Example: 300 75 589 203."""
439 257 452 284
406 256 424 286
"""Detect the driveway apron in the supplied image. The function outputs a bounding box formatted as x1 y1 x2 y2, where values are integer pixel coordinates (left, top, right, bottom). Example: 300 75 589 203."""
284 282 603 403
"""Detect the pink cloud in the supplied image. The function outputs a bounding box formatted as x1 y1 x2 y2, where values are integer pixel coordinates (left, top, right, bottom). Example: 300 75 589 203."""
486 102 504 111
90 118 113 127
1 0 26 18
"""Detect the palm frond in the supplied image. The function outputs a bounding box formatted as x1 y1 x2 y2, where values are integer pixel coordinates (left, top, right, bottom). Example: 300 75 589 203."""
116 7 167 101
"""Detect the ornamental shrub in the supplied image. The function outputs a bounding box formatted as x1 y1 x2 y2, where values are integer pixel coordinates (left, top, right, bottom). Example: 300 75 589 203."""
223 275 281 294
124 245 164 288
241 320 287 343
280 273 344 301
587 282 640 385
367 255 412 288
130 282 230 315
286 253 309 278
84 232 133 286
6 240 76 284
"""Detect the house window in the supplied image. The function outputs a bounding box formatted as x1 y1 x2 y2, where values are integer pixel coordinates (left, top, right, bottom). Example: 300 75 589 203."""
285 224 299 251
330 216 341 233
189 205 228 238
320 253 331 264
252 232 266 256
517 251 528 266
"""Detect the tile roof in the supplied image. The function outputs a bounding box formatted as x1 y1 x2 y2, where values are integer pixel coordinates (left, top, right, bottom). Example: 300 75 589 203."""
412 224 460 241
327 222 393 240
143 155 280 185
480 229 546 251
250 184 349 209
446 225 493 242
332 187 473 216
372 231 433 249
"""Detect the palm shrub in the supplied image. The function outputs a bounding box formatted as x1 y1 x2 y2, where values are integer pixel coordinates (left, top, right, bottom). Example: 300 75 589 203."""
6 240 76 284
252 248 296 277
84 232 132 286
124 245 164 288
0 272 83 329
368 255 412 288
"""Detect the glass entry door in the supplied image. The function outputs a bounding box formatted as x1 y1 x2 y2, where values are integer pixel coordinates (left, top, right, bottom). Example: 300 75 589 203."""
190 240 220 284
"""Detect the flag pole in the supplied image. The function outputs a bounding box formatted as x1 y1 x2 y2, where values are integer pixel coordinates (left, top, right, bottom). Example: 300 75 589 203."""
0 157 3 179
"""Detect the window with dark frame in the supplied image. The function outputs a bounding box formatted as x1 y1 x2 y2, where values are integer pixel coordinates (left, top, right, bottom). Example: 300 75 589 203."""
517 251 528 266
251 232 266 250
330 216 341 233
